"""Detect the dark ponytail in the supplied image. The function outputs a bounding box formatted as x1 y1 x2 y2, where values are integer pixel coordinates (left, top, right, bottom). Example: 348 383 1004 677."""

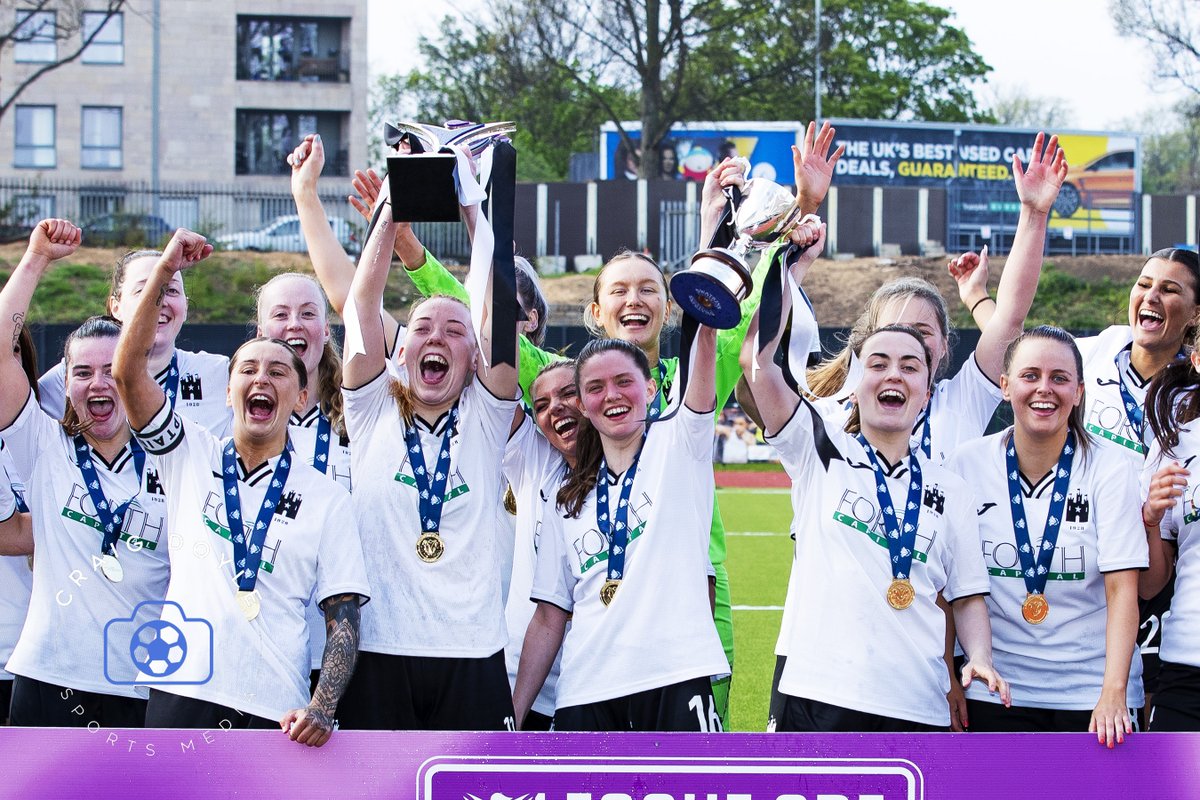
1145 352 1198 458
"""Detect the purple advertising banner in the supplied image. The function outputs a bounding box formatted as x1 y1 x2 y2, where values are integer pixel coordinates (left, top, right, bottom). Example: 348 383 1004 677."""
0 729 1198 800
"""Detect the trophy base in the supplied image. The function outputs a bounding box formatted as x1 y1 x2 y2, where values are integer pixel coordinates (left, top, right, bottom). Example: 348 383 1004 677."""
670 249 753 329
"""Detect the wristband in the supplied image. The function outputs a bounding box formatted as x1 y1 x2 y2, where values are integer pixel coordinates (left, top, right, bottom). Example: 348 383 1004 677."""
969 296 995 315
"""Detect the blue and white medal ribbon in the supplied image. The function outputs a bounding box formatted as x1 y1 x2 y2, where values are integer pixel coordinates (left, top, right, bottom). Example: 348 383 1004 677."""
73 435 146 583
313 411 332 475
402 405 460 563
1004 430 1075 624
596 428 649 606
161 352 180 410
856 434 923 610
1113 348 1145 444
222 438 292 620
915 409 933 459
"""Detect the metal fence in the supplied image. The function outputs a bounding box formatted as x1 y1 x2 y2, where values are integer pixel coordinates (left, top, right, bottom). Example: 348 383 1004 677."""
658 199 700 272
947 183 1138 256
0 177 472 261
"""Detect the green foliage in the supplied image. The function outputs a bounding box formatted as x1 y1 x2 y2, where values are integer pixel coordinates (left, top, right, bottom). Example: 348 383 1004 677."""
1140 104 1200 195
383 12 636 179
393 0 993 181
950 263 1128 331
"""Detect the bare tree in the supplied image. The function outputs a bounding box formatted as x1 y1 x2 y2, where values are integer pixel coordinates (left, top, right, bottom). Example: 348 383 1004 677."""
986 85 1075 129
519 0 725 178
1110 0 1200 95
1 0 126 120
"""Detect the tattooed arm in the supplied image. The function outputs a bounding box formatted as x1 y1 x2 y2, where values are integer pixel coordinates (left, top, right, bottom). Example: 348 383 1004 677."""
280 592 363 747
0 219 81 429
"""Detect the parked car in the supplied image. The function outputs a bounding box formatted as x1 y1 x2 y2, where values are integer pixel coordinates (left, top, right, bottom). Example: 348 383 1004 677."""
82 213 174 247
215 215 360 255
1052 149 1136 218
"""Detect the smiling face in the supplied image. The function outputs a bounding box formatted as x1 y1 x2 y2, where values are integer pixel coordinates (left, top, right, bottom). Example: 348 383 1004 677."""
1001 336 1084 440
66 335 128 443
874 295 947 378
577 349 656 443
588 257 670 353
110 255 187 357
401 297 477 414
1129 257 1199 358
256 275 330 380
531 364 581 460
853 330 932 438
227 339 308 442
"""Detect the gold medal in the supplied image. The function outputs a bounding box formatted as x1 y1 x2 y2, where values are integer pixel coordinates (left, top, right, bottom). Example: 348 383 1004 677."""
416 532 445 563
886 578 915 610
600 579 621 606
1022 592 1049 625
100 553 124 583
236 589 261 621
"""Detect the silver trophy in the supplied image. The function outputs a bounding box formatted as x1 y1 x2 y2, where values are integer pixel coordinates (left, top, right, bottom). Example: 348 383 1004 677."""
385 119 517 222
671 171 809 329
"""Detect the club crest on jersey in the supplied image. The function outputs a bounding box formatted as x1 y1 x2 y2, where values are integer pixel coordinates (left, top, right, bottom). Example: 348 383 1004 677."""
1065 490 1090 524
922 484 945 515
277 491 302 519
144 468 165 496
180 374 203 401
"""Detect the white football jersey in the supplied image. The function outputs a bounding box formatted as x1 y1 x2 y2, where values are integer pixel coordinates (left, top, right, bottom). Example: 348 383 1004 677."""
946 430 1147 710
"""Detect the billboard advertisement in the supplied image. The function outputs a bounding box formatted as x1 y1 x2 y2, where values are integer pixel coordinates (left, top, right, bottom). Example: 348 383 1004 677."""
829 121 1139 236
600 120 1140 238
599 122 800 183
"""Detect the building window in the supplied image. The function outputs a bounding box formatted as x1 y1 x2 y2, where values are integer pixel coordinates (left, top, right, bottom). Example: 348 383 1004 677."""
13 11 56 63
235 110 348 175
82 12 124 64
81 107 122 169
236 16 348 82
13 106 55 168
11 195 55 225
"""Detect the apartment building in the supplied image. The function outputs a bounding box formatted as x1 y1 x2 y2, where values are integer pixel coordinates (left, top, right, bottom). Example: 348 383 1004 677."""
0 0 367 231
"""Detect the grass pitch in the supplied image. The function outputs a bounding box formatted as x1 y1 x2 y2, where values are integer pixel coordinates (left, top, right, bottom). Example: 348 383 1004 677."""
718 485 794 732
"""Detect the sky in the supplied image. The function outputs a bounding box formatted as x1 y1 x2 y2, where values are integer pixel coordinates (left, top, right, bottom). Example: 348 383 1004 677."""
366 0 1192 133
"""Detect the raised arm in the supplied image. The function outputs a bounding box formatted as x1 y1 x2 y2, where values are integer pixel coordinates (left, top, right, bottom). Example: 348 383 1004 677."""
342 182 399 390
280 592 363 748
0 219 81 428
476 260 520 403
698 159 747 247
290 136 403 350
793 120 844 217
113 229 212 429
737 291 801 437
349 167 430 271
974 132 1067 382
949 246 995 331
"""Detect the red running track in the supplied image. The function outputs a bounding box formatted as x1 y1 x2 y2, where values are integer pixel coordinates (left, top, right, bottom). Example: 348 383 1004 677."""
714 469 790 488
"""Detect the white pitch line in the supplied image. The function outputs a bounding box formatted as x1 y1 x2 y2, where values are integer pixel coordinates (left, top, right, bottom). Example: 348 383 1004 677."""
732 605 785 611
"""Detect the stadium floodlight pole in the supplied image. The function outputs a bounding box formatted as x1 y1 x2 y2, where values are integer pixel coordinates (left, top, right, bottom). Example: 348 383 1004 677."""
814 0 822 121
